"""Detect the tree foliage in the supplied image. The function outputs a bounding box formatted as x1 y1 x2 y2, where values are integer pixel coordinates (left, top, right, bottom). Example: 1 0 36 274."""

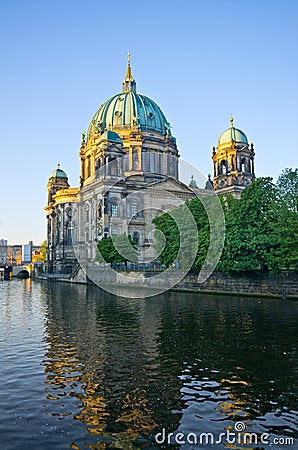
36 240 47 262
152 169 298 274
218 177 280 273
153 201 202 269
269 169 298 271
276 168 298 213
97 234 138 266
153 212 179 268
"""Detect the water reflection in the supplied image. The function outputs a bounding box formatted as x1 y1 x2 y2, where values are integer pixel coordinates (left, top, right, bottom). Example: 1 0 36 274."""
42 284 181 448
41 283 298 449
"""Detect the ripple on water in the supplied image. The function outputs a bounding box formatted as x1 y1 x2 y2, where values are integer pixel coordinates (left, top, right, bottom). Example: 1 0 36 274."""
0 281 297 449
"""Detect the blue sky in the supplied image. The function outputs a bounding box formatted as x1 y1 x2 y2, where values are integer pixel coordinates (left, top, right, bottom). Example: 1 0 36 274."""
0 0 297 244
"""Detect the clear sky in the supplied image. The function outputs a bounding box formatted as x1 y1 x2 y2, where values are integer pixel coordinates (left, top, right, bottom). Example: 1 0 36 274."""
0 0 297 244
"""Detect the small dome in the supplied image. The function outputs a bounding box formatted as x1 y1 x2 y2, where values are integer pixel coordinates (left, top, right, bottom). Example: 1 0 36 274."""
49 166 68 179
218 117 248 146
98 130 123 144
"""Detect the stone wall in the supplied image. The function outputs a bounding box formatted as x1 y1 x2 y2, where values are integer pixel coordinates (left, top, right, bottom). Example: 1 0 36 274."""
176 271 298 299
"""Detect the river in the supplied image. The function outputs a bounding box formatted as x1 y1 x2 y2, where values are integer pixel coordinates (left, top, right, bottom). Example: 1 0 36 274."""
0 279 297 449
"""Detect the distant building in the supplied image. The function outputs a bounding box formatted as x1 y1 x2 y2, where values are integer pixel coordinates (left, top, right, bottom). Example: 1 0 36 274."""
7 245 22 265
22 242 33 263
0 241 41 266
0 243 8 264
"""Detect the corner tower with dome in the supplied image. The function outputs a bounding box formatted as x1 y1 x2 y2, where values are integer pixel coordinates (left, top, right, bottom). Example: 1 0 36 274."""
212 117 255 199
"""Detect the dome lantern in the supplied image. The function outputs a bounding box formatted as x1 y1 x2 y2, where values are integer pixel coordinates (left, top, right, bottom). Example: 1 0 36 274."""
122 52 136 93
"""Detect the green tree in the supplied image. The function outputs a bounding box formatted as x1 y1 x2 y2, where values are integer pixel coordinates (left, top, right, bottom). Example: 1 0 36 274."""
185 196 210 271
97 234 138 267
268 207 298 271
153 198 209 271
276 168 298 213
269 168 298 271
36 240 47 262
218 178 278 273
153 212 179 267
152 171 297 275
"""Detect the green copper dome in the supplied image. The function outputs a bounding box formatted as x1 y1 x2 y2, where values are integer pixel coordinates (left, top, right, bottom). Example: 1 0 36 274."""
49 166 68 179
87 56 173 140
218 118 248 146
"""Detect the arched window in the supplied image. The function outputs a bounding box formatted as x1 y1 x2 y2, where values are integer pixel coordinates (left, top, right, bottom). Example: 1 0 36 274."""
111 202 119 217
97 201 102 220
95 159 101 177
56 219 60 244
241 158 246 172
250 157 254 174
110 157 117 175
85 205 89 222
220 160 227 175
133 231 140 244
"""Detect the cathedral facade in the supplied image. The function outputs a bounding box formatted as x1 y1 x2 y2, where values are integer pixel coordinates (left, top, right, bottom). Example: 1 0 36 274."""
44 57 255 273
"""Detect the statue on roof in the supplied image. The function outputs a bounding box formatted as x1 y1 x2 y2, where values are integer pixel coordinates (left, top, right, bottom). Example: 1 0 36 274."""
189 175 198 188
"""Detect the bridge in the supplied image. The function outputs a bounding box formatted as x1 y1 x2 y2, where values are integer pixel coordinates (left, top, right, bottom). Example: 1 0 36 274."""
0 265 32 280
12 266 30 278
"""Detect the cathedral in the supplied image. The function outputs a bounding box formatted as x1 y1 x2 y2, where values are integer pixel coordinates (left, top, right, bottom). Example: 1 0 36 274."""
44 56 255 274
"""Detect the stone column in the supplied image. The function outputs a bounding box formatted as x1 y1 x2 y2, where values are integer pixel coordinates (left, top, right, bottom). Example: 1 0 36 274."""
146 151 150 172
129 148 133 171
81 157 85 183
141 150 146 171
